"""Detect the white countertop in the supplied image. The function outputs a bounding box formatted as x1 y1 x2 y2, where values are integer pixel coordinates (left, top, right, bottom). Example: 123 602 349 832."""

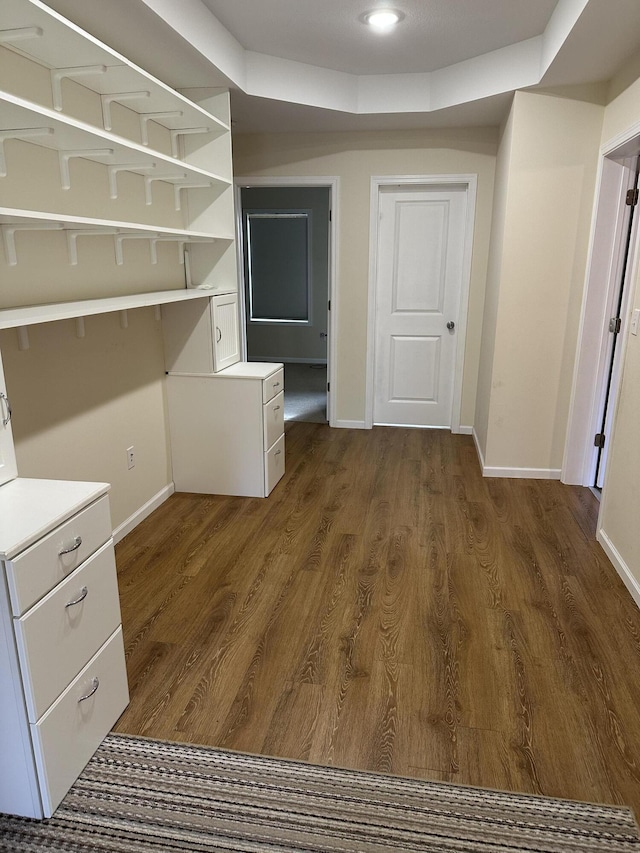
0 478 110 560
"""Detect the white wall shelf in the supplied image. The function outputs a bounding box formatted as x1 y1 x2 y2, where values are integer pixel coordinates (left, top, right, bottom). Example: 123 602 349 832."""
1 0 229 137
0 288 216 331
0 208 233 266
0 92 231 197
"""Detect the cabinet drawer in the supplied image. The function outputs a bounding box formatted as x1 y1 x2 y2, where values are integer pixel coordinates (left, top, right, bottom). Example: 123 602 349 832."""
263 391 285 450
263 368 284 403
264 433 285 496
6 495 112 617
32 626 129 818
15 541 121 722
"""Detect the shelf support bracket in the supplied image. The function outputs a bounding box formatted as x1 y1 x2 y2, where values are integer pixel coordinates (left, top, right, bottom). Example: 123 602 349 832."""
0 127 54 177
108 163 156 200
17 327 30 351
139 111 183 146
119 310 128 329
115 233 159 265
0 26 43 44
59 148 113 190
170 127 211 159
67 229 118 266
2 222 63 266
75 317 85 339
101 91 150 132
151 237 186 264
51 65 107 112
144 173 187 206
174 181 214 211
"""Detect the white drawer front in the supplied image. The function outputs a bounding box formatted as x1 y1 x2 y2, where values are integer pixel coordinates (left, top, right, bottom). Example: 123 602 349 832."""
264 433 285 496
262 368 284 403
15 541 121 722
263 391 285 451
6 495 112 616
32 626 129 817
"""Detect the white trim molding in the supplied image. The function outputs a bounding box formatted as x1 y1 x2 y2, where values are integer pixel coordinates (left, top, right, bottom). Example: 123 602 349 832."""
472 428 560 478
598 528 640 611
334 419 367 430
234 176 339 428
365 174 477 432
112 483 175 544
481 466 562 480
563 129 640 486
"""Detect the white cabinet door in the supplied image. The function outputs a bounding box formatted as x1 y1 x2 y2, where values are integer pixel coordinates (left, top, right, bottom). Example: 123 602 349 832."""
0 349 17 487
211 293 240 371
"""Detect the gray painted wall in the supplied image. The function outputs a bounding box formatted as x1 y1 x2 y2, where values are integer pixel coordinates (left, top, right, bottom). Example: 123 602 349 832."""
240 186 329 362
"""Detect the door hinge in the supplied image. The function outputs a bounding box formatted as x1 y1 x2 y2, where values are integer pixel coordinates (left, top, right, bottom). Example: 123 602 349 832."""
594 432 606 449
329 209 332 222
328 299 331 311
626 188 639 206
609 316 622 334
327 382 330 392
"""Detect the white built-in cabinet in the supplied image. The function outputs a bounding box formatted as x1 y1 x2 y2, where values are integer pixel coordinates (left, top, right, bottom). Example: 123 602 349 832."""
167 363 285 497
162 292 241 374
162 298 286 498
0 479 128 818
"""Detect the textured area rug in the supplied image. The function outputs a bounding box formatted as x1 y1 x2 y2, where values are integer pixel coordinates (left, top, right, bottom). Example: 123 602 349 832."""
1 734 638 852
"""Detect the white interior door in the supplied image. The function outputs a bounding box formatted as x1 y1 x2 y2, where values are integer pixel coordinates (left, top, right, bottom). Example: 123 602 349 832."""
373 184 467 427
0 348 17 486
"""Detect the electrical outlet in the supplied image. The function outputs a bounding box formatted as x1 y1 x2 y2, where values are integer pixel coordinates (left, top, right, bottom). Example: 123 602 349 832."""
127 446 135 469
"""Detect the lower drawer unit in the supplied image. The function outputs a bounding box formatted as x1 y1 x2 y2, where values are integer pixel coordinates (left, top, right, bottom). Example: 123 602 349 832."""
32 625 129 817
265 434 286 496
14 540 121 722
166 362 286 497
6 494 112 616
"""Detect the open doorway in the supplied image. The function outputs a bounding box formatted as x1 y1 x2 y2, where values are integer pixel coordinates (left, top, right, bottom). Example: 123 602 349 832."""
564 136 640 491
235 181 336 425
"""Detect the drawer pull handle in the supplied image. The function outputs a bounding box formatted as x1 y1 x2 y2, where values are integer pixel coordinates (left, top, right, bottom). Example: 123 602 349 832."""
0 392 11 427
59 536 82 556
273 382 281 388
78 677 100 703
273 405 281 411
275 449 282 457
65 586 88 608
216 326 222 343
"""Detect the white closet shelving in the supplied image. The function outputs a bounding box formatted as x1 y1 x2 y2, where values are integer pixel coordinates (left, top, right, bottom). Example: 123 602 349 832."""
0 0 237 310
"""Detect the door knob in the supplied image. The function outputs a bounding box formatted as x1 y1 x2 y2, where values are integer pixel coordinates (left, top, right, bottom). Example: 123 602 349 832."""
446 321 455 330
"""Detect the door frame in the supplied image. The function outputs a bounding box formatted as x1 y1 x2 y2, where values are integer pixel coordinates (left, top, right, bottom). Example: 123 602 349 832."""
365 175 477 431
563 126 640 487
234 176 339 427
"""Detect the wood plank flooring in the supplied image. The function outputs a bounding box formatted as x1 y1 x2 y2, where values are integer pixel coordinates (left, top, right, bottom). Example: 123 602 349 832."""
113 422 640 816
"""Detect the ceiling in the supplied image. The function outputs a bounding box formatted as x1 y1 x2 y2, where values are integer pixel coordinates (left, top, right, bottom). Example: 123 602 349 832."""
41 0 640 134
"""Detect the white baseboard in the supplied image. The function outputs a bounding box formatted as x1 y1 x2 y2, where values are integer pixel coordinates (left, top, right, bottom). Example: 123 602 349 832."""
333 419 368 429
457 425 473 435
598 528 640 611
112 483 175 545
472 428 486 471
481 466 562 480
471 429 560 479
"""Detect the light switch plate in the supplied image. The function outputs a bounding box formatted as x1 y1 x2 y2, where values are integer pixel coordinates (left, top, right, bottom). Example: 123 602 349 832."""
631 308 640 337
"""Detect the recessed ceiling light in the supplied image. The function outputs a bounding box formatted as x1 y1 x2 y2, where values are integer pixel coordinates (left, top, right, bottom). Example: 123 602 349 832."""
361 9 404 33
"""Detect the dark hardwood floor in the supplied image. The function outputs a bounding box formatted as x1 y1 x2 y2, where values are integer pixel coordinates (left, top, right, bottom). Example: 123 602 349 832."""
113 422 640 816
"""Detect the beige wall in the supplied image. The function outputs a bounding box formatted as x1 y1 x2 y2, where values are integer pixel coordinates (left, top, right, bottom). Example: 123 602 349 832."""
0 311 172 531
475 105 515 456
598 68 640 591
475 90 603 473
233 128 498 426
